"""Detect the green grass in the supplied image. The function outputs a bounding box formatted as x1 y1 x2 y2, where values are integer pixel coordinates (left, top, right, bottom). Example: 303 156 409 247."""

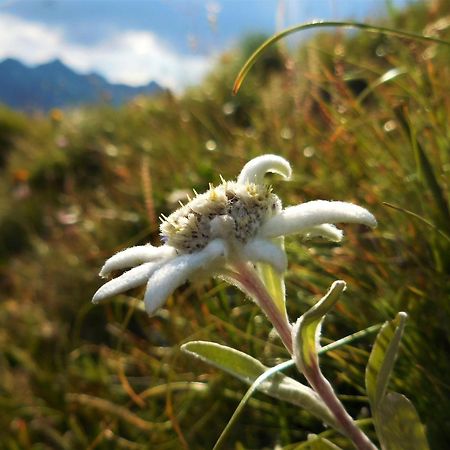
0 1 449 448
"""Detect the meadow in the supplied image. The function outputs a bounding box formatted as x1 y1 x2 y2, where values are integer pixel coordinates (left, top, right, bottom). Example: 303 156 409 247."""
0 1 449 448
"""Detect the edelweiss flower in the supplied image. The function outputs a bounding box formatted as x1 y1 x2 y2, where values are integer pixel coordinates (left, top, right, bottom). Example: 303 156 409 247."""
93 155 376 321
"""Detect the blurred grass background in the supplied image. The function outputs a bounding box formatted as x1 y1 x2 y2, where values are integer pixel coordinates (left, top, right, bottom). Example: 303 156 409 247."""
0 1 449 448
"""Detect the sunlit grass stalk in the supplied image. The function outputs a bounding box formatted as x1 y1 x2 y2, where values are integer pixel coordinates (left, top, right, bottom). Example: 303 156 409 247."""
393 104 450 228
233 20 450 94
383 202 450 243
140 155 158 232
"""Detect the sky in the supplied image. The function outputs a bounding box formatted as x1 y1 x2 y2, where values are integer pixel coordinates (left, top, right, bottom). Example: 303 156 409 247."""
0 0 415 91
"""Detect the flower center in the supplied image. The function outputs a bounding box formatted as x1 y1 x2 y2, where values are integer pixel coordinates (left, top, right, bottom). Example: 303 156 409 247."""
160 181 281 253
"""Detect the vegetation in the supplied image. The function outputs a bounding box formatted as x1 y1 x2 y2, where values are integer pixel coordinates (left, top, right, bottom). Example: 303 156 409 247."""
0 1 449 448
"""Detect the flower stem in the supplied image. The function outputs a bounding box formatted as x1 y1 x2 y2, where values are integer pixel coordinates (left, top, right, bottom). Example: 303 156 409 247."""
226 264 376 449
231 262 293 354
300 355 378 450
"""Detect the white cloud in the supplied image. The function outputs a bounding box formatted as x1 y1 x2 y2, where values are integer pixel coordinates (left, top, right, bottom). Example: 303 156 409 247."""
0 13 213 91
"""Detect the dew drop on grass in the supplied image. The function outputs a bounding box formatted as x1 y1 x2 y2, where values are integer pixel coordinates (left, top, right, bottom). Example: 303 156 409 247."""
280 127 293 140
303 146 315 158
384 120 397 133
105 144 118 157
205 139 217 151
180 111 190 123
376 45 387 57
222 102 235 115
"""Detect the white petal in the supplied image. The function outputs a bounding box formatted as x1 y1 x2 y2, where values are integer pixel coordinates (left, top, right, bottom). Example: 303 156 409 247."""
237 154 292 185
99 244 175 277
259 200 377 239
144 240 225 315
242 238 288 273
93 261 163 303
302 224 343 242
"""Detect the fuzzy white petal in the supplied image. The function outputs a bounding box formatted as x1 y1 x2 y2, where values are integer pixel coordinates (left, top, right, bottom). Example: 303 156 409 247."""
302 224 343 242
260 200 377 239
93 261 163 303
242 238 288 273
99 245 176 277
144 240 225 315
237 154 292 185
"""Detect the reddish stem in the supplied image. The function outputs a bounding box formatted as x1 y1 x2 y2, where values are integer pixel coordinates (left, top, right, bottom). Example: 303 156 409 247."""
227 262 376 449
230 262 293 354
305 360 377 450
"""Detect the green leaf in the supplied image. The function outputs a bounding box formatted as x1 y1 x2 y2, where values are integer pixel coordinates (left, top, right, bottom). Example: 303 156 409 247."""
377 392 430 450
257 237 287 317
182 340 266 382
209 326 383 450
365 314 429 448
293 281 346 372
365 312 407 412
181 340 338 428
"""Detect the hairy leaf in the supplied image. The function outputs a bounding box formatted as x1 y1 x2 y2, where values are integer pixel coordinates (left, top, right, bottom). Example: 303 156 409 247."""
365 312 407 411
293 281 346 373
377 392 429 450
181 340 338 428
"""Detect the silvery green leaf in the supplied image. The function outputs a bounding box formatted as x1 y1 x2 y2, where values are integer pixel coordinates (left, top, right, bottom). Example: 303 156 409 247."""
181 340 338 429
293 281 346 373
256 236 287 318
365 312 407 412
377 392 429 450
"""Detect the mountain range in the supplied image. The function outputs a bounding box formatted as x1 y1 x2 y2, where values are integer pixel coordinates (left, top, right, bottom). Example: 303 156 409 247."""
0 58 163 111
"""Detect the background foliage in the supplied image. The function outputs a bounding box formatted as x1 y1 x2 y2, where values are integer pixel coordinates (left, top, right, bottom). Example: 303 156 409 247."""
0 1 449 448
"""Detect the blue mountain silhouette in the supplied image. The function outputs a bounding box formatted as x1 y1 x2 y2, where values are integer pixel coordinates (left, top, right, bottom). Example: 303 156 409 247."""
0 58 163 111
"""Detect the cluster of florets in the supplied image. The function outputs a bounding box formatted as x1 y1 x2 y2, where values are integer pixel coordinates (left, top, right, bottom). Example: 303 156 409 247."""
160 181 281 253
93 154 377 320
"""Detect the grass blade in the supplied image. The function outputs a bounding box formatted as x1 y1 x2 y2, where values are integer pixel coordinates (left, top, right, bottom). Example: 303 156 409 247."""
233 20 450 95
383 202 450 243
393 104 450 228
356 67 407 104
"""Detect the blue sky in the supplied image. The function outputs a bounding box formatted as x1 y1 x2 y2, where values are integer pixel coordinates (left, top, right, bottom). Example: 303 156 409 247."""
0 0 415 90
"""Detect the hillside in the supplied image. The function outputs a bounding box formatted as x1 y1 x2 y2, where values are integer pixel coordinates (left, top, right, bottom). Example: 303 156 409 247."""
0 58 163 111
0 1 449 449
